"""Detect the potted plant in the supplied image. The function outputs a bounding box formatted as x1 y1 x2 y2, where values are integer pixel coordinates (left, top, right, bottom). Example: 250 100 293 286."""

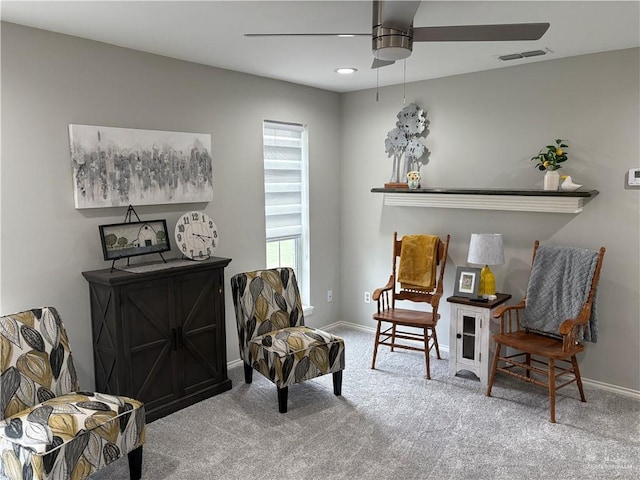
531 139 568 190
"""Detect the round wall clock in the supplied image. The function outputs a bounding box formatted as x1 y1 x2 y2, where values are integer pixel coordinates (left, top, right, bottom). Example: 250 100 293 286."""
174 211 218 260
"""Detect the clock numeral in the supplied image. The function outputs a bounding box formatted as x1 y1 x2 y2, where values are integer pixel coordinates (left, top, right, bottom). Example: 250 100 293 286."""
207 247 211 255
181 243 187 252
212 240 217 248
213 230 218 239
198 250 203 257
182 216 190 224
178 224 185 233
189 249 194 257
209 220 213 228
191 212 199 221
176 233 182 242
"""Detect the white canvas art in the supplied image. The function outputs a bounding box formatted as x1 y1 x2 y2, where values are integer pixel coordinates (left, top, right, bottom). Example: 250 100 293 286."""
69 124 213 208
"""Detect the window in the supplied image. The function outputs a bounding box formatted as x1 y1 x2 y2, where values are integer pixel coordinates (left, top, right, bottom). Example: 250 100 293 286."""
263 121 310 304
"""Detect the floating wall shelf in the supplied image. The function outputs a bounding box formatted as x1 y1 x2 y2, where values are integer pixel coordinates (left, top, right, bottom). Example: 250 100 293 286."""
370 188 599 213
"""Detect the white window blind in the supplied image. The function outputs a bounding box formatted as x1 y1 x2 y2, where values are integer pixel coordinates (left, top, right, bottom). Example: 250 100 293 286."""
263 121 304 241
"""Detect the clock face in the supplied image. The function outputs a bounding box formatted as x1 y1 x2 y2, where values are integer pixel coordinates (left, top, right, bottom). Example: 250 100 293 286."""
174 211 218 260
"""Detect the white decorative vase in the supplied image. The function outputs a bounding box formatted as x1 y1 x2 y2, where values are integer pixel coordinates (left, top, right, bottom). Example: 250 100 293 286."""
543 169 560 191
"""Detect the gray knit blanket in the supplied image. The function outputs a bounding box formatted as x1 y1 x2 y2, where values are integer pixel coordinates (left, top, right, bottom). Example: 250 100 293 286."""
522 246 600 342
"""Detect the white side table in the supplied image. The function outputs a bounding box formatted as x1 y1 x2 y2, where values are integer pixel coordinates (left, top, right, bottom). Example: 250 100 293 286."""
447 293 511 387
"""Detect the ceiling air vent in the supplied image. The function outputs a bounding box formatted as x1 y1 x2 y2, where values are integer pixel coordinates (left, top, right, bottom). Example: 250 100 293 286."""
498 49 549 62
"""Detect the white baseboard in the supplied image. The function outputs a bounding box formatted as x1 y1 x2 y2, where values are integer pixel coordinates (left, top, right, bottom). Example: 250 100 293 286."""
228 321 638 399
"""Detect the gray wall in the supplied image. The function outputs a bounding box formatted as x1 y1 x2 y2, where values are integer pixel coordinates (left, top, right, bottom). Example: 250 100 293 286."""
1 23 342 389
2 22 638 392
340 48 640 391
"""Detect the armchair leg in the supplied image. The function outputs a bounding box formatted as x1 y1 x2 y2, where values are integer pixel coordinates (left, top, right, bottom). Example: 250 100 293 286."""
277 386 288 413
244 363 253 384
432 327 441 359
128 446 143 480
333 371 343 396
423 327 431 380
371 321 381 369
486 343 501 397
571 355 587 402
549 359 556 423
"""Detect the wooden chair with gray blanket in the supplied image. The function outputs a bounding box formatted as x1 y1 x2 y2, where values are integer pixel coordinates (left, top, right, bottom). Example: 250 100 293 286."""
486 241 605 422
371 232 450 379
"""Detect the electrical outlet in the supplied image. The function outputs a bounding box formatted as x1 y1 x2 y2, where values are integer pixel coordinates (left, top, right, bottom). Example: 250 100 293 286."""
364 291 371 303
327 290 333 303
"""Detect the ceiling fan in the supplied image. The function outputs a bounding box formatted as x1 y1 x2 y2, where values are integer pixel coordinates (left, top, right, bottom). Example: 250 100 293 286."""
245 1 550 69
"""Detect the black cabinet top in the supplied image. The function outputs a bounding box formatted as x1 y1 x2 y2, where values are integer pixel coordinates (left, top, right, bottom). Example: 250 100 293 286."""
82 256 232 285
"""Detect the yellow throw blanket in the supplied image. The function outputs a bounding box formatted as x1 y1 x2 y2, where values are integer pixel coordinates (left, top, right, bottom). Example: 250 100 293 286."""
398 235 440 291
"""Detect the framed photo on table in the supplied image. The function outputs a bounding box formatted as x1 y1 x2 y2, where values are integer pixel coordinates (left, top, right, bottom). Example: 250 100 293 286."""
453 266 481 298
99 220 170 261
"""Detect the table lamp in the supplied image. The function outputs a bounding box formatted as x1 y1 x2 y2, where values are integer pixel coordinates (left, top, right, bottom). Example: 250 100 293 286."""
467 233 505 298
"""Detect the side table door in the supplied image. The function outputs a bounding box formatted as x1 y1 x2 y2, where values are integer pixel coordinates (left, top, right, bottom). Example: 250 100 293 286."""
454 306 482 370
122 277 181 414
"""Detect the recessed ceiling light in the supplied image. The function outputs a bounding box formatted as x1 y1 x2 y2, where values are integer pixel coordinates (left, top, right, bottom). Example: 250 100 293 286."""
337 34 355 38
336 68 358 74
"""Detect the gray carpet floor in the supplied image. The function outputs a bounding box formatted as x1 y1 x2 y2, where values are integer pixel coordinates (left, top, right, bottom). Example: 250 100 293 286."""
92 325 639 479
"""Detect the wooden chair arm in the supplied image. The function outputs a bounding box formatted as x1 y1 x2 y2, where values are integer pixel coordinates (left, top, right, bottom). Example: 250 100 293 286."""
372 275 394 301
492 301 525 318
492 300 525 334
559 304 592 350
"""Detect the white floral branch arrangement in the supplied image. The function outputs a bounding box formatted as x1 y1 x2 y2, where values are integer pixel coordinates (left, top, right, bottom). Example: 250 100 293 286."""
384 103 429 184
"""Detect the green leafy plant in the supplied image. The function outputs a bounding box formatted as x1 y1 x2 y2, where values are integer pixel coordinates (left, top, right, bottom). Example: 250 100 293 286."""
531 139 568 171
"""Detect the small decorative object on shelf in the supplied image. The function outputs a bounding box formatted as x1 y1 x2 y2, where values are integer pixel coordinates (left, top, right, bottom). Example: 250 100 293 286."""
531 138 568 191
406 170 421 189
561 175 583 191
384 103 429 187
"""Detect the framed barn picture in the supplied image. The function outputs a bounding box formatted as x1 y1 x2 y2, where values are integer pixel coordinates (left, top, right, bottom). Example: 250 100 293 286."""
99 220 170 261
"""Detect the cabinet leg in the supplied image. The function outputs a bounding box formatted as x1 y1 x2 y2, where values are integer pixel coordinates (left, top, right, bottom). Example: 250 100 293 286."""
244 363 253 384
277 386 288 413
333 370 343 396
128 446 143 480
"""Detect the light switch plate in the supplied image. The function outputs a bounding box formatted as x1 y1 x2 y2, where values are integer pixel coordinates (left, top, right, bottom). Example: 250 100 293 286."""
628 168 640 187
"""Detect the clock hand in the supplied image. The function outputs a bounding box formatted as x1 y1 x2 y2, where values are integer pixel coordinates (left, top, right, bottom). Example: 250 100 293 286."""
192 233 213 240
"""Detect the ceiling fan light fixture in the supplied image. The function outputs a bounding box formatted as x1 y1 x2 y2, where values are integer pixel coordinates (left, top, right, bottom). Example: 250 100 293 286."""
372 25 413 61
335 67 358 74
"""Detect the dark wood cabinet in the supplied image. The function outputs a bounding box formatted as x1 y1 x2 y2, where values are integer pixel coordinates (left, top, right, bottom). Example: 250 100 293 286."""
82 257 232 422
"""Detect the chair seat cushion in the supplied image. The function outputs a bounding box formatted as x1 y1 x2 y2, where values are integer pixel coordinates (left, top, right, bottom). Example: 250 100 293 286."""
249 326 345 388
493 331 584 359
0 391 145 455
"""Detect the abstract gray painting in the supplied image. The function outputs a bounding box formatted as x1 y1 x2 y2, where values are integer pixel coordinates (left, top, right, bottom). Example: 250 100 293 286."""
69 124 213 208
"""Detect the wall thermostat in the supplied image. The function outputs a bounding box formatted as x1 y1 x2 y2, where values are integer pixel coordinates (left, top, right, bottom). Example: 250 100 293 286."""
628 168 640 187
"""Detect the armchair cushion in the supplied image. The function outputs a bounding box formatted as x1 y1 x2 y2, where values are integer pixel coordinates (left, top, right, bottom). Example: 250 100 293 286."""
250 326 345 388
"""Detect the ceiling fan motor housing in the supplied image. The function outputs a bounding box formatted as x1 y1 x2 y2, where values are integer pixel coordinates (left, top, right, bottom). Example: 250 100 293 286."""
372 25 413 61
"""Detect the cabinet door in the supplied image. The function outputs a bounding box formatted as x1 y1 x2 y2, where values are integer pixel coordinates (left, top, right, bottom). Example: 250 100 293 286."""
174 268 226 397
122 278 181 412
456 307 481 368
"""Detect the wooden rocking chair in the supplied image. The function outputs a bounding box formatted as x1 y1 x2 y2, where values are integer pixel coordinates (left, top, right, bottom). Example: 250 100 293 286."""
371 232 450 379
486 241 605 422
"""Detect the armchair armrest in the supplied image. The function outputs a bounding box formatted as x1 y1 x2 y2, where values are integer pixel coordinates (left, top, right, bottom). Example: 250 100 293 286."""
492 300 525 334
559 304 592 350
372 275 394 301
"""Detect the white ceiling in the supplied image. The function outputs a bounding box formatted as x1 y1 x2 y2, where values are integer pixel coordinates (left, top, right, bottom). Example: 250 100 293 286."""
2 1 639 93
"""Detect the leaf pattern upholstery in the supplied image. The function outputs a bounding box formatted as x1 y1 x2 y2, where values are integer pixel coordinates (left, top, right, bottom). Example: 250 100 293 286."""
0 307 145 480
231 268 345 388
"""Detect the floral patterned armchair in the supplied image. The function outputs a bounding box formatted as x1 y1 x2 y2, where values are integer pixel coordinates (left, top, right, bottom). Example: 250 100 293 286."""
231 268 345 413
0 307 145 480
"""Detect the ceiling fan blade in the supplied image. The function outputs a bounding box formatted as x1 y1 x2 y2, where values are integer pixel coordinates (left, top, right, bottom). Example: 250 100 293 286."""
244 33 369 37
371 58 396 69
374 0 421 29
413 23 550 42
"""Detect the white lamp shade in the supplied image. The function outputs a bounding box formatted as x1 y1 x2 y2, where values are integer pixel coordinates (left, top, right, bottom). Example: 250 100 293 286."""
467 233 505 266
